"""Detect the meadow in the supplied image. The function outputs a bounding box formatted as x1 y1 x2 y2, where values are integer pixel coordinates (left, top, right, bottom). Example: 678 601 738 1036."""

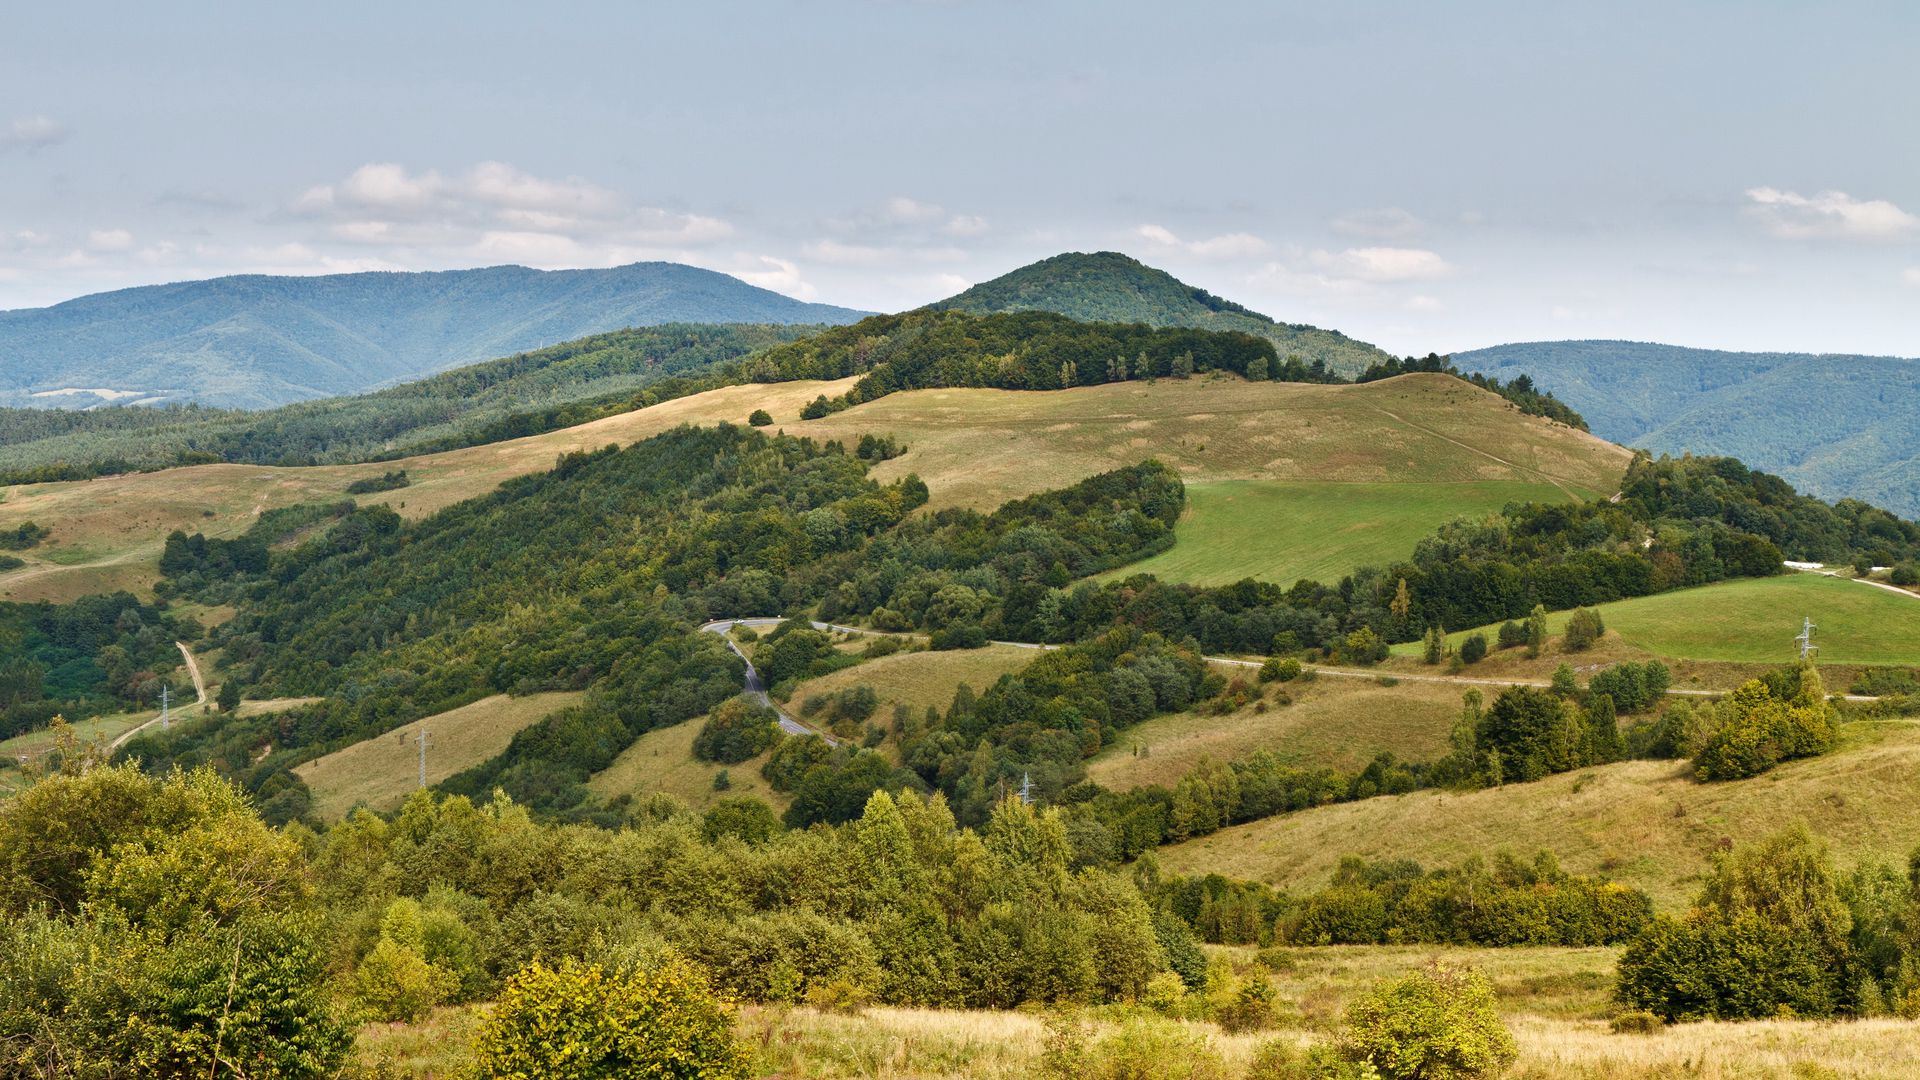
1394 572 1920 666
1099 478 1577 587
587 712 788 812
294 691 584 820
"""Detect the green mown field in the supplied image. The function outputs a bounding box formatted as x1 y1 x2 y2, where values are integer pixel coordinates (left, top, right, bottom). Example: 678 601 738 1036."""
1399 572 1920 666
1104 478 1578 587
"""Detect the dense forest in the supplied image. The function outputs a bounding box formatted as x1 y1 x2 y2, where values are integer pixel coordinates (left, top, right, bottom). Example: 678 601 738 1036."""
0 594 194 740
931 250 1393 376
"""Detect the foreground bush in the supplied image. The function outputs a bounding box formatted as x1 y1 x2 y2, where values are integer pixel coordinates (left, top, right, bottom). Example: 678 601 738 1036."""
1335 962 1516 1079
470 957 751 1080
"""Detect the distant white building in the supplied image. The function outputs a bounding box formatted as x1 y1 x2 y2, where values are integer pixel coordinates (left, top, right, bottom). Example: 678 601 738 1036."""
1783 561 1824 571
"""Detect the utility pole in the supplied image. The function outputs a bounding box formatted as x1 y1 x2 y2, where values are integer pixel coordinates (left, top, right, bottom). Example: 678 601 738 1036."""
1796 617 1817 661
1019 771 1033 806
416 729 430 789
160 684 170 731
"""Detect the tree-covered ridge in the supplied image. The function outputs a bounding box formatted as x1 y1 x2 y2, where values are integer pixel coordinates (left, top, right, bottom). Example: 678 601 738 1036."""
743 308 1288 399
932 251 1393 377
0 323 815 484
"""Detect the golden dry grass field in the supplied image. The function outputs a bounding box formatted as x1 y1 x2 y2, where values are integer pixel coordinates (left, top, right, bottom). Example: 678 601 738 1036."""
778 643 1040 714
350 943 1920 1079
1090 671 1467 789
586 713 787 812
1155 718 1920 911
294 691 584 820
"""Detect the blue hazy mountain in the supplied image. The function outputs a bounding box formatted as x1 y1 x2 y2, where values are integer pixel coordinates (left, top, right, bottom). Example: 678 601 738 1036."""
0 262 868 409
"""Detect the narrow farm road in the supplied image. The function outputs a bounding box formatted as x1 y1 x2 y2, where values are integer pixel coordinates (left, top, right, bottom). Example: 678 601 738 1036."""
698 621 842 746
108 641 209 753
702 617 1881 707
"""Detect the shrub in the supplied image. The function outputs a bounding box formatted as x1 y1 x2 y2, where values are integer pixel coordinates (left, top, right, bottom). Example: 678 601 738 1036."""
470 958 751 1080
1609 1009 1663 1034
1496 621 1527 650
701 797 782 844
1693 671 1838 781
1422 626 1445 665
930 622 987 650
1341 628 1387 666
1891 563 1918 587
692 696 782 764
1261 657 1303 683
1852 667 1920 697
1563 607 1605 651
1588 661 1672 713
1458 634 1488 665
747 408 773 426
1336 962 1516 1080
1218 974 1280 1033
1047 1016 1231 1080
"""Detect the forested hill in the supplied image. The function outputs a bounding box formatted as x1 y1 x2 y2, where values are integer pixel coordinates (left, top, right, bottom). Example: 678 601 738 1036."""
0 262 868 409
1457 340 1920 517
933 251 1392 377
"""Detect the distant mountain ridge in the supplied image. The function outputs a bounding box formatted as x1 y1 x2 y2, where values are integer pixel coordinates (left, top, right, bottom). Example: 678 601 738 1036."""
933 251 1392 377
1457 340 1920 517
0 262 868 409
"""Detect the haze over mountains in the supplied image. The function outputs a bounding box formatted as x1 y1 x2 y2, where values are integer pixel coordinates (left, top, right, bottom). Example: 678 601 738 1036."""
0 262 869 409
1459 340 1920 517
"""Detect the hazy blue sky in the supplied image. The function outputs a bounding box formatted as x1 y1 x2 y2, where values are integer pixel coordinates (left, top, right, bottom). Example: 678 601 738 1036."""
3 1 1916 356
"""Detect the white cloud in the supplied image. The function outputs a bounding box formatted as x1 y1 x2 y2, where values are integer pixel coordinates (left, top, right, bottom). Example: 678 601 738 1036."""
1405 294 1444 313
942 214 989 237
722 255 818 301
1134 223 1269 259
1745 187 1917 240
1331 208 1423 240
1308 246 1451 283
883 196 946 225
1904 268 1920 289
0 115 68 151
87 229 135 252
290 161 734 267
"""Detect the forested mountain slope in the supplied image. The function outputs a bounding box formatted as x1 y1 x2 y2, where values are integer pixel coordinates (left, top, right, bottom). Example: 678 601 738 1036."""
1457 340 1920 516
0 323 814 479
0 262 867 409
934 252 1392 376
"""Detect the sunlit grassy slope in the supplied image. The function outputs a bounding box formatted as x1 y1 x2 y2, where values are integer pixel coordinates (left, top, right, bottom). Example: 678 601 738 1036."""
778 644 1039 714
1090 672 1468 790
587 714 786 812
1157 718 1920 911
295 691 583 820
1 372 1627 602
1392 572 1920 666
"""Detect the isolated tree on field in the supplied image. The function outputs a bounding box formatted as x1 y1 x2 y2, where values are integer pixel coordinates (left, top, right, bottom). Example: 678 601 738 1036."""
1422 625 1445 665
1524 604 1549 658
748 408 773 427
216 679 242 713
1336 962 1517 1079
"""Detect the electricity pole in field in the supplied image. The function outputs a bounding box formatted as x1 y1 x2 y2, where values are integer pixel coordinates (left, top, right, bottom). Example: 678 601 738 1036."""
160 684 170 731
416 729 430 789
1796 617 1817 661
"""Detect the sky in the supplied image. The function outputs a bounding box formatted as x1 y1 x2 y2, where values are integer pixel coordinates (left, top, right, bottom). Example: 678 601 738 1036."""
2 0 1916 358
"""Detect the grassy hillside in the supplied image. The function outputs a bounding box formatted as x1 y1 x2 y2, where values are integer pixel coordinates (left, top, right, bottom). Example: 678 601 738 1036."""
293 691 584 820
1101 478 1576 587
1396 573 1920 666
1 371 1628 603
934 251 1392 377
1156 718 1920 911
777 644 1039 715
1089 671 1467 789
0 262 866 409
1457 340 1920 516
586 714 786 812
